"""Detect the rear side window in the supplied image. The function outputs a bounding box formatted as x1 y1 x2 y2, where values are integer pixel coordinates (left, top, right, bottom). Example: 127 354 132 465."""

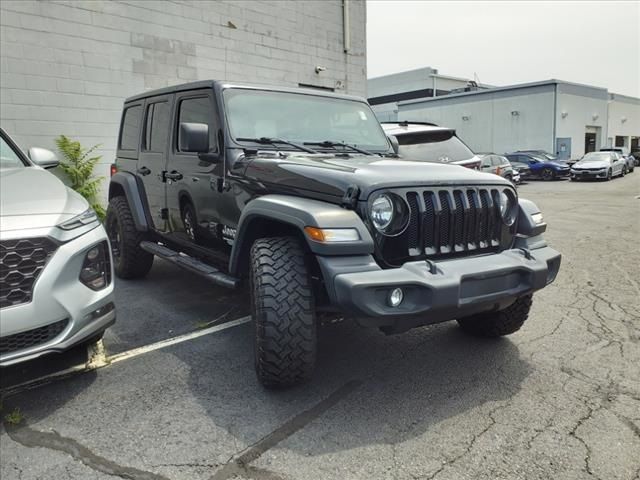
143 102 170 152
177 96 216 152
396 132 474 163
119 105 142 150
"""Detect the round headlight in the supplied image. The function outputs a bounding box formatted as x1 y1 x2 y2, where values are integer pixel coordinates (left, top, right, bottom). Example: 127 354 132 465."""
371 194 394 230
499 190 517 225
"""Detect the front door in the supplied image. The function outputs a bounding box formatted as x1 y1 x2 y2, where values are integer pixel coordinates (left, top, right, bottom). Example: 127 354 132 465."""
584 132 597 154
137 94 174 232
166 90 224 243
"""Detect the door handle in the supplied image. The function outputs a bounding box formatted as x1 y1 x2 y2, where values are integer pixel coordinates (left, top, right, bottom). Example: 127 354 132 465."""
164 170 183 181
137 166 151 176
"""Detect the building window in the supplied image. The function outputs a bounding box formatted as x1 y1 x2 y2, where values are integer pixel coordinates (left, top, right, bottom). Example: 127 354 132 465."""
615 136 625 147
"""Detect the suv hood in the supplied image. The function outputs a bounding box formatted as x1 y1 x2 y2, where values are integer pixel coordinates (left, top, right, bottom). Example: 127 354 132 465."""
243 153 511 200
0 167 89 232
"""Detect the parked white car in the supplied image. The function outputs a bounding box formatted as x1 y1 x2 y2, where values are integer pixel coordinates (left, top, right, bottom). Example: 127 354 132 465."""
570 151 626 181
0 128 115 366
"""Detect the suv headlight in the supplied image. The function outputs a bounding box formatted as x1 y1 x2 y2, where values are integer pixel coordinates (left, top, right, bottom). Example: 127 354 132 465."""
58 209 98 230
498 189 518 226
371 194 394 230
369 193 410 236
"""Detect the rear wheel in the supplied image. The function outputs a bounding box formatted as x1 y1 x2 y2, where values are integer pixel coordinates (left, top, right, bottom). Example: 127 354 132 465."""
457 295 533 337
106 196 154 279
181 202 203 244
250 236 317 388
621 166 627 177
541 168 555 181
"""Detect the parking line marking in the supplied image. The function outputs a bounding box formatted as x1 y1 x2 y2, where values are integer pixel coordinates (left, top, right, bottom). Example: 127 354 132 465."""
108 315 251 365
1 316 251 397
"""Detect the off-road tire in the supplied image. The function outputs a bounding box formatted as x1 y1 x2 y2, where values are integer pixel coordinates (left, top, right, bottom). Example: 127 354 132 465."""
457 294 533 337
250 236 316 388
106 196 154 279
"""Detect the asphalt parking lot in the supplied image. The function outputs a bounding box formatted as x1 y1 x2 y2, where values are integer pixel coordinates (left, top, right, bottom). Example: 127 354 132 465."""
1 175 639 480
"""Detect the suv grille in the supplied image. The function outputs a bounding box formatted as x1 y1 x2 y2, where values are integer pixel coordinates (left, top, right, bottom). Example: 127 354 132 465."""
0 237 58 308
0 319 68 355
379 187 514 266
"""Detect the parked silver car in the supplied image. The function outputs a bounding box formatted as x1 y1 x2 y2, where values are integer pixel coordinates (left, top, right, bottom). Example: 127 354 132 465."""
0 128 115 366
570 151 626 181
477 153 516 183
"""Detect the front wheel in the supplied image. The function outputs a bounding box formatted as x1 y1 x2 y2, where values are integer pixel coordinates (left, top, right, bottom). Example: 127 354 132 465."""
606 169 612 181
105 196 154 279
541 168 555 181
250 236 317 388
621 166 627 177
457 295 532 337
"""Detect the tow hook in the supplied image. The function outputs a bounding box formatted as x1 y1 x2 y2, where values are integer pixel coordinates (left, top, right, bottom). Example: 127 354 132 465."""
519 248 533 260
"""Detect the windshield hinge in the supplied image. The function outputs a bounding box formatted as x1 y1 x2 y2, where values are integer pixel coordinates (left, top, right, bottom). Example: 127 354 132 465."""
341 184 359 210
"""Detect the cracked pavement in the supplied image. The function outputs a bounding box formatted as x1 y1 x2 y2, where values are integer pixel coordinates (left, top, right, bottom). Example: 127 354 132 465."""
1 175 639 480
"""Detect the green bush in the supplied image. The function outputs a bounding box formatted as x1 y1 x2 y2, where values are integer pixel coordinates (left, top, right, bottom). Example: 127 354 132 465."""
55 135 106 221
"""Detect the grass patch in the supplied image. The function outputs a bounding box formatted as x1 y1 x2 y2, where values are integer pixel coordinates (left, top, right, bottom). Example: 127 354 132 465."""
4 408 24 426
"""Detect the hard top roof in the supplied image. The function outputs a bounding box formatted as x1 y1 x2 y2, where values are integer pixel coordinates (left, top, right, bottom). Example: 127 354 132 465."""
124 80 366 103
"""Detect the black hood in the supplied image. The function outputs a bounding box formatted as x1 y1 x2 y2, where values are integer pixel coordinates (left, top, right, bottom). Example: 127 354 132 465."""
242 153 511 200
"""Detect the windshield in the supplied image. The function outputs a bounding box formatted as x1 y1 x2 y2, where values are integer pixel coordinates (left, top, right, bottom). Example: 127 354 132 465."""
0 135 27 169
223 89 390 152
395 132 474 163
582 152 611 162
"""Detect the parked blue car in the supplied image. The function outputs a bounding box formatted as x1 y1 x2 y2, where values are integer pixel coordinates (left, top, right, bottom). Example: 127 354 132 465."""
505 152 571 181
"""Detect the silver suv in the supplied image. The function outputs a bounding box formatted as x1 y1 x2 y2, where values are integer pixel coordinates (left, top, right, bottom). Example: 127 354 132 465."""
0 128 115 366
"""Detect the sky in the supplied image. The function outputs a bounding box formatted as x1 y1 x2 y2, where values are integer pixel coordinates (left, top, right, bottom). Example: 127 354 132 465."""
366 0 640 97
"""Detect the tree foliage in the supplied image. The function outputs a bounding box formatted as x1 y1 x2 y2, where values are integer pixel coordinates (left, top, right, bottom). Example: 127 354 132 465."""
55 135 106 220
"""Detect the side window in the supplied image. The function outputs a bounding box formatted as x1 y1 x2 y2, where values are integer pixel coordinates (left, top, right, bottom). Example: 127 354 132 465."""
119 105 142 150
491 156 502 166
143 101 170 152
481 156 491 167
177 96 216 152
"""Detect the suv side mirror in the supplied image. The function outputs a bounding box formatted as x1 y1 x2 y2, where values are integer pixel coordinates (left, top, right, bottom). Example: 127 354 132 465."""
386 134 399 155
28 147 59 169
179 122 209 153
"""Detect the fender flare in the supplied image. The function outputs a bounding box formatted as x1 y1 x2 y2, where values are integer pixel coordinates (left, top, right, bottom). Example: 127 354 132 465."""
108 172 150 231
517 198 546 237
229 194 373 276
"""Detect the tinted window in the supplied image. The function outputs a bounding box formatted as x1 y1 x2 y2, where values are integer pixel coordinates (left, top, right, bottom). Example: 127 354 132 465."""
119 105 142 150
143 102 170 152
178 96 216 152
0 135 26 169
396 132 474 163
491 156 502 166
481 156 492 167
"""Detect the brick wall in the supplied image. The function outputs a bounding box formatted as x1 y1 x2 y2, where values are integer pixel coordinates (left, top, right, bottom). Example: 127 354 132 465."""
0 0 366 202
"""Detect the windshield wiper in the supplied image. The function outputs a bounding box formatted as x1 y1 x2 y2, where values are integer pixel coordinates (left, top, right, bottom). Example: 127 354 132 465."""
235 137 318 154
303 140 377 156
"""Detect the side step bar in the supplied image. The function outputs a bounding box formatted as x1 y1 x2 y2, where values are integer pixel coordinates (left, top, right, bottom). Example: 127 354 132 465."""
140 241 240 289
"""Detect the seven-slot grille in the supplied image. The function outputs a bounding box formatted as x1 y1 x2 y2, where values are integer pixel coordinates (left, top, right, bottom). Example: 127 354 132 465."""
0 237 58 308
405 187 505 256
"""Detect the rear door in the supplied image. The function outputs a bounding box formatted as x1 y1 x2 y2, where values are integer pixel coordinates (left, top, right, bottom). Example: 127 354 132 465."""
138 94 174 232
166 89 223 241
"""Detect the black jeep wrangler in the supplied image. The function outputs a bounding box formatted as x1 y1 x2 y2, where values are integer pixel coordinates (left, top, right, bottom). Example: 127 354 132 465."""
107 81 561 387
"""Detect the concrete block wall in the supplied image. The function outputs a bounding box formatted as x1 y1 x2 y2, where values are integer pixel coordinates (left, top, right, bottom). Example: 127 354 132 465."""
0 0 366 203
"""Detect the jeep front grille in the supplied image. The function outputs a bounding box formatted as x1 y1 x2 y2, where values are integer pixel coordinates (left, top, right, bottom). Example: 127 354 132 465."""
378 186 515 266
0 319 68 355
0 237 58 308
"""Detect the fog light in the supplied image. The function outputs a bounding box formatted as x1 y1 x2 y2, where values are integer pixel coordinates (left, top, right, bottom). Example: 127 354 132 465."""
388 288 404 307
79 241 111 291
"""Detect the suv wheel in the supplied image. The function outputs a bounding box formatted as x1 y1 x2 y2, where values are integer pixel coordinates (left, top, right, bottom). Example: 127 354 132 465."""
541 168 555 181
250 236 316 387
606 169 612 181
106 196 154 279
181 202 201 243
457 294 532 337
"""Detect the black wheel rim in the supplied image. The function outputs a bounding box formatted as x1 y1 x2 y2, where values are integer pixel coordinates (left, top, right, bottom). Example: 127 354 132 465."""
542 169 552 180
183 210 195 241
107 216 121 261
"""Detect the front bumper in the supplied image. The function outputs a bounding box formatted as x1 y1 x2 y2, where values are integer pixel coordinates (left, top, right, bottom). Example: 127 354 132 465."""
556 168 571 177
571 169 607 179
318 242 560 328
0 224 115 366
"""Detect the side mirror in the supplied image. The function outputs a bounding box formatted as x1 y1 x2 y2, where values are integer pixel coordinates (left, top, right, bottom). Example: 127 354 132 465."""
387 134 399 155
179 122 209 153
28 147 59 169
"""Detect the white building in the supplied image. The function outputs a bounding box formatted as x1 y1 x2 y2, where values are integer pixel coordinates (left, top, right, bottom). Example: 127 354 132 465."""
375 75 639 160
0 0 367 200
368 67 492 123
